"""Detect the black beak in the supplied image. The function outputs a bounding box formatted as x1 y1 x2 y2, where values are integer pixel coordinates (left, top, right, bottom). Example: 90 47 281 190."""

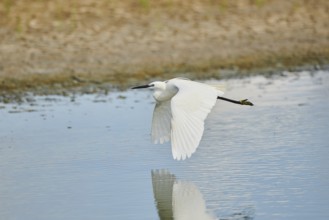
131 84 151 89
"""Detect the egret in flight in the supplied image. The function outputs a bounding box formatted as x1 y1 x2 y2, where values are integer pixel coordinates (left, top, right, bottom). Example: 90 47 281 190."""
132 78 253 160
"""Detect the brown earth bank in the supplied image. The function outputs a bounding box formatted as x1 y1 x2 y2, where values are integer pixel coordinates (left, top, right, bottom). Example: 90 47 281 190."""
0 0 328 97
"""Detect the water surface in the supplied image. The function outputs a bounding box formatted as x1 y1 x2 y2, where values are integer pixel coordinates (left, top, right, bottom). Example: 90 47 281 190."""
0 70 328 220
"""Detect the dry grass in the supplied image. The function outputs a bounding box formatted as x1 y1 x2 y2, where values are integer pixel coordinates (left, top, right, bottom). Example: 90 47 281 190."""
0 0 328 93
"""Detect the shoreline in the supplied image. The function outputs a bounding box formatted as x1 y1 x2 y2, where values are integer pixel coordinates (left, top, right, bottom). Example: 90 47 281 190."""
0 63 327 104
0 0 328 97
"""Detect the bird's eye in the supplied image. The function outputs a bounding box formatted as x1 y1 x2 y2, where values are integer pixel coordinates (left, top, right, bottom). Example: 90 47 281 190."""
149 84 155 87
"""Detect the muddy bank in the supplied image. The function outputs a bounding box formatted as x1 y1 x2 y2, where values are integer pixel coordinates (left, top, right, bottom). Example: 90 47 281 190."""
0 0 328 95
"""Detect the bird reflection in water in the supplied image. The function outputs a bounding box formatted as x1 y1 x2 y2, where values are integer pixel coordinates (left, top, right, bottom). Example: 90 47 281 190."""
151 170 254 220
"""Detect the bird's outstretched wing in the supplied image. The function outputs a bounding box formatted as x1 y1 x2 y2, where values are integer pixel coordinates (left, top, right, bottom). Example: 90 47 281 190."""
152 100 172 144
169 79 219 160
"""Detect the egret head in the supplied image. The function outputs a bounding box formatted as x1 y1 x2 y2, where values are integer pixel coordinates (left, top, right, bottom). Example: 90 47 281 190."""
131 81 166 91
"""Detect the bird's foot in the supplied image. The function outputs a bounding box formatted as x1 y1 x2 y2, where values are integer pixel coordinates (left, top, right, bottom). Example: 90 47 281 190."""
239 99 254 106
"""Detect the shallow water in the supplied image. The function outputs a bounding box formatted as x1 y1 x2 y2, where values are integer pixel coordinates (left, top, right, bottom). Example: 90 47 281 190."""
0 70 328 220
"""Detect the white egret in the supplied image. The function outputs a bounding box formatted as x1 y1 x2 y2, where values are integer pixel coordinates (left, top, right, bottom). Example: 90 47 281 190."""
132 78 253 160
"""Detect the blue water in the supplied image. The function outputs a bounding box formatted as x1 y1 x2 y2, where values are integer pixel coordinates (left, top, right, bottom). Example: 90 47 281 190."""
0 70 328 220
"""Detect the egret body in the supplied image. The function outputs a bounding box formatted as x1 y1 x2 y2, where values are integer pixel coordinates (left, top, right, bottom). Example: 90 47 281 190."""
132 78 253 160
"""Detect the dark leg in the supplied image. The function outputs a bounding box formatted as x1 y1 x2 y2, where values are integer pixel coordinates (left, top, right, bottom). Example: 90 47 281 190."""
217 96 254 106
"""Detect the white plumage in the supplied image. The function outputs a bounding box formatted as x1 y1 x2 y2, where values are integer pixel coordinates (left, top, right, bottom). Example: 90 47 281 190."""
133 78 224 160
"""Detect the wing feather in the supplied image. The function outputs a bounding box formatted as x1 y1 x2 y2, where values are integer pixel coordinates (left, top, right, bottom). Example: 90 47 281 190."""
152 100 172 144
169 79 218 160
